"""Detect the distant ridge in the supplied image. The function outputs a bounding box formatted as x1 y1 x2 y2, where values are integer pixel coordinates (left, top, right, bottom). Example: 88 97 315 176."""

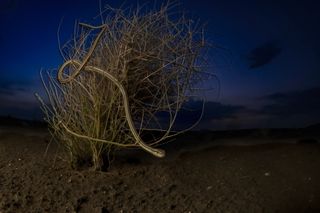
305 123 320 130
0 116 46 128
0 115 319 137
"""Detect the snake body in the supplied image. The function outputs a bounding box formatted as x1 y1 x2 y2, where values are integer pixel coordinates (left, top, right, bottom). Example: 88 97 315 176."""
57 24 165 158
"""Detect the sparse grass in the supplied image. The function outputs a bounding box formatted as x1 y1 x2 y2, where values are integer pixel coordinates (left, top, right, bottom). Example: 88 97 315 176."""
36 2 212 170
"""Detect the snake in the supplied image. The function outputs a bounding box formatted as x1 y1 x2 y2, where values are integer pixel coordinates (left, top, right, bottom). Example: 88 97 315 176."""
57 24 165 158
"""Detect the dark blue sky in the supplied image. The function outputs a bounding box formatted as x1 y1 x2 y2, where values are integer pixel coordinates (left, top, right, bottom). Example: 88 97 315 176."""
0 0 319 129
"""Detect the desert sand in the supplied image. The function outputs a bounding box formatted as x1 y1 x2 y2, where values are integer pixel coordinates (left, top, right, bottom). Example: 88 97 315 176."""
0 124 320 213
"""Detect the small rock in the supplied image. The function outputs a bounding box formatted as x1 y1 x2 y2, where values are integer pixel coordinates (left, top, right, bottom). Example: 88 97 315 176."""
264 172 270 176
206 186 212 191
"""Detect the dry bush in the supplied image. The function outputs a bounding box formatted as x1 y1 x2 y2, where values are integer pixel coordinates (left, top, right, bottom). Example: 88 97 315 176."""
36 2 213 170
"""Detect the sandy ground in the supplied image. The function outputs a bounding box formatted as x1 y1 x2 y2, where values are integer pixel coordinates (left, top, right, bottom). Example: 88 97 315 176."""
0 126 320 213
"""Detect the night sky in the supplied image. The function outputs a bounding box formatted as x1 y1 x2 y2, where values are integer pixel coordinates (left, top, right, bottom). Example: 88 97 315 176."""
0 0 319 130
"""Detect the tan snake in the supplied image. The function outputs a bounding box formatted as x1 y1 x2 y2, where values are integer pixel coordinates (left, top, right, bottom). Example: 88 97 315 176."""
57 24 165 158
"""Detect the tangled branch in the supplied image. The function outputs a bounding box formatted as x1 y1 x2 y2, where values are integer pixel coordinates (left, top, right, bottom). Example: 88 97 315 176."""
36 2 213 170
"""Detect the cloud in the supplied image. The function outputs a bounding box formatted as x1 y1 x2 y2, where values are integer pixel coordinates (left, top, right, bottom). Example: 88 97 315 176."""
0 86 41 120
0 77 33 94
179 100 246 122
0 77 40 119
153 87 320 130
0 82 28 98
0 88 15 96
0 89 37 109
247 40 282 69
258 87 320 116
155 100 247 130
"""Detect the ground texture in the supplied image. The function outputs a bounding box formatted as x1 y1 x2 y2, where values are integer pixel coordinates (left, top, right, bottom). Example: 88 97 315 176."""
0 126 320 213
